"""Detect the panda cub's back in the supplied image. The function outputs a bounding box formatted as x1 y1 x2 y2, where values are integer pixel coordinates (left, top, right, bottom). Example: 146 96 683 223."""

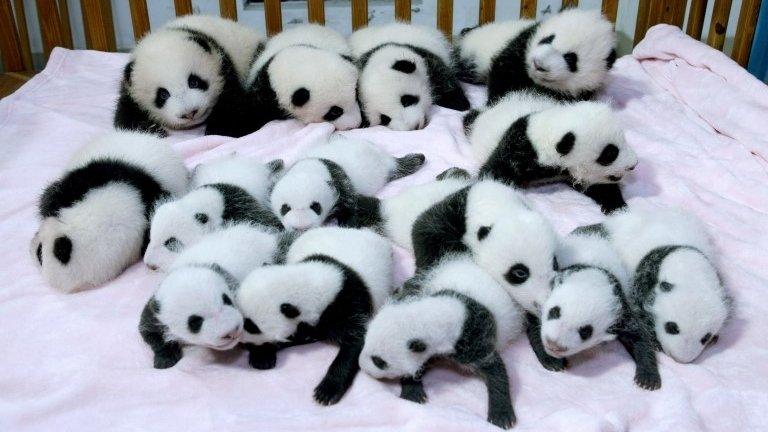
458 20 535 81
349 22 451 62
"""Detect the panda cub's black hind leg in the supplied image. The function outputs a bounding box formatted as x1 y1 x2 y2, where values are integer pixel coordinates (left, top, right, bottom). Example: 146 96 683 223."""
313 340 364 405
244 343 279 370
476 352 516 429
577 183 628 215
525 313 568 371
389 153 427 181
617 330 661 391
400 376 427 403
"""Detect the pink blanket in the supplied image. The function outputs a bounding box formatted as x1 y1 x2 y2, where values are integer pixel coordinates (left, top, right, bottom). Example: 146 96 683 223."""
1 24 767 431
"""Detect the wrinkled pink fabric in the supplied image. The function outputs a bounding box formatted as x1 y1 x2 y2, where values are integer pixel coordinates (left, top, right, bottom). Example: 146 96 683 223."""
1 24 767 431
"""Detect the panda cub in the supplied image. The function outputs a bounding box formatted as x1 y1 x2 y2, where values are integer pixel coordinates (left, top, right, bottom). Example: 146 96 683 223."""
114 15 263 136
236 24 361 137
139 223 282 369
465 90 637 214
455 8 616 103
410 178 565 371
144 155 283 271
542 225 661 390
603 208 731 364
270 135 425 231
349 22 470 131
361 254 524 429
237 227 393 405
30 131 188 293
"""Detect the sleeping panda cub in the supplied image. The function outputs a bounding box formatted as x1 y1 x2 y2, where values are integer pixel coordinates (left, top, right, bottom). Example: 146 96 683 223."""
238 24 361 136
465 90 637 214
144 155 283 271
270 135 425 231
361 254 524 429
237 227 393 405
30 131 188 293
410 178 565 371
349 22 470 130
455 8 616 103
603 207 731 364
115 15 263 136
139 223 282 369
542 225 662 390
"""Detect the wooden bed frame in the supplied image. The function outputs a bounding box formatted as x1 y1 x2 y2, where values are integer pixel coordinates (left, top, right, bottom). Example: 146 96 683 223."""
0 0 763 96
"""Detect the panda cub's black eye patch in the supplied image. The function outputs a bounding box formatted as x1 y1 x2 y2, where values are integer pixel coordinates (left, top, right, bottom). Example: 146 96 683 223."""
292 88 310 107
477 226 491 241
659 281 674 292
280 204 291 216
36 243 43 265
596 144 619 166
323 106 344 121
392 60 417 74
547 306 561 320
408 339 427 353
188 315 204 333
310 202 322 215
53 236 72 265
188 74 209 91
700 332 712 345
155 88 170 109
371 355 388 370
556 132 575 155
665 321 680 335
244 318 261 334
505 263 530 285
563 52 579 73
578 325 593 341
195 213 209 224
222 294 232 306
280 303 300 318
380 114 391 126
401 95 419 107
539 34 555 45
164 237 183 252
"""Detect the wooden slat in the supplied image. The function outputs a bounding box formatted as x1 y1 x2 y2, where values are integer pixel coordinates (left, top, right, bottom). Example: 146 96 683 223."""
308 0 324 24
731 0 762 65
633 0 651 44
562 0 578 9
436 0 452 40
174 0 193 16
707 0 733 50
264 0 282 35
479 0 495 24
351 0 368 30
219 0 237 20
0 0 24 71
129 0 150 41
395 0 411 22
686 0 708 39
520 0 537 19
36 0 65 59
58 0 73 48
14 0 33 71
81 0 116 51
647 0 686 27
601 0 619 23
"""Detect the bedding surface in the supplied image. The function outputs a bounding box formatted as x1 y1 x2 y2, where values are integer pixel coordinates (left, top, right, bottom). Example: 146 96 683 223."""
1 24 767 431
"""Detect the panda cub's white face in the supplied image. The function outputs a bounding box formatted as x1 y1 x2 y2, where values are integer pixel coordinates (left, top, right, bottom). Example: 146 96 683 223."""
541 268 622 358
359 46 432 131
155 267 243 350
130 30 224 129
527 101 637 185
269 46 362 130
270 159 337 231
526 9 616 94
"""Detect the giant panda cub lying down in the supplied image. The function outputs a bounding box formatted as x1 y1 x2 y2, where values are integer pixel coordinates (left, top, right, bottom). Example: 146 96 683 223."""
144 155 283 272
31 131 188 293
114 15 263 136
349 22 470 131
454 8 616 104
464 90 637 214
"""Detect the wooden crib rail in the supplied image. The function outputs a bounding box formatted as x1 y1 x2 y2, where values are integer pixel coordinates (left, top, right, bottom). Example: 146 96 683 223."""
0 0 763 75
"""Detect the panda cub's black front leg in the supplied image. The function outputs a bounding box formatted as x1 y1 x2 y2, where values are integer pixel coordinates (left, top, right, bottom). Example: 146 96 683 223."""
618 330 661 390
475 352 516 429
244 343 279 370
577 183 627 215
152 342 183 369
313 341 364 405
525 313 568 371
400 376 427 404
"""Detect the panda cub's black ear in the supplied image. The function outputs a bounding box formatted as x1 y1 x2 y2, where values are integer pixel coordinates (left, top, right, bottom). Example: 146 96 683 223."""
53 236 72 265
292 88 310 107
280 303 300 319
392 60 417 74
267 159 284 174
195 213 209 224
606 49 617 70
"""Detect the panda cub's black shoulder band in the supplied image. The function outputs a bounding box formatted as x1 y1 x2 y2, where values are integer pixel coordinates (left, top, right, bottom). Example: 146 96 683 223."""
632 245 703 307
317 158 360 226
39 159 169 220
185 262 240 292
412 186 471 270
571 223 609 238
201 183 283 229
432 289 497 365
138 297 184 369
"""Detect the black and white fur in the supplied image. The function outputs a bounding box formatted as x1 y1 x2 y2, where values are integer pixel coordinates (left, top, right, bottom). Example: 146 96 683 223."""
542 225 661 389
30 131 188 293
603 207 731 364
236 227 393 405
465 90 637 214
349 22 470 130
114 15 263 136
455 9 616 103
361 254 524 429
139 223 282 369
270 135 425 231
144 155 283 271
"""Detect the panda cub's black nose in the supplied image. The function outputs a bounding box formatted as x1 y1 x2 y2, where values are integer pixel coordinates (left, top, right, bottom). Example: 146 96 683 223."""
371 355 388 370
323 106 344 121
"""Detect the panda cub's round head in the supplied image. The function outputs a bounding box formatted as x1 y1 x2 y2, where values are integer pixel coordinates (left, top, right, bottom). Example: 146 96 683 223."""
270 159 337 231
129 29 224 129
153 267 243 350
527 101 637 185
527 9 616 96
541 267 622 358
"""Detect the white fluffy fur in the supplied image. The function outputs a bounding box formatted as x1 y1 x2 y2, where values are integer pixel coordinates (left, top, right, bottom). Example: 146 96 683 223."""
237 227 393 345
145 155 277 270
605 207 729 363
456 20 535 82
31 131 188 293
360 255 523 379
349 22 451 63
381 178 473 251
250 24 350 77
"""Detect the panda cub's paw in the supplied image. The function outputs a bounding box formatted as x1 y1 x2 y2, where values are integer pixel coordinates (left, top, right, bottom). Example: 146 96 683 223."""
247 346 278 370
399 377 427 404
313 377 346 406
540 355 568 372
153 348 183 369
635 370 662 391
488 407 516 430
